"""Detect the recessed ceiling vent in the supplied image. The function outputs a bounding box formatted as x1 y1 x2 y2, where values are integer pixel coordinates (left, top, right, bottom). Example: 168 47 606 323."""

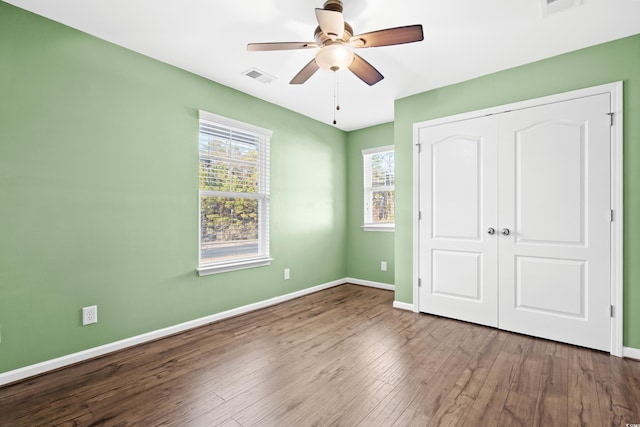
243 68 276 84
542 0 581 16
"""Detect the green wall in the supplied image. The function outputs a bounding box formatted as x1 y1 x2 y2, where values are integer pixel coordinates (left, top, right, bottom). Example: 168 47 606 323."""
0 3 348 373
394 34 640 348
346 123 395 284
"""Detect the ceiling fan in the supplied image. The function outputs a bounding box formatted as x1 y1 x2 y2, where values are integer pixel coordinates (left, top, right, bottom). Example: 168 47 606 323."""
247 0 424 86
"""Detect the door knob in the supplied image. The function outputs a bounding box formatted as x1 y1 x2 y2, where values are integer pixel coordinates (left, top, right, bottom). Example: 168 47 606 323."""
501 228 510 236
487 227 496 235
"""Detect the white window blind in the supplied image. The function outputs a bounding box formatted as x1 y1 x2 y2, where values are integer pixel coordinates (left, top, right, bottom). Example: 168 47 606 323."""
363 145 395 231
198 111 271 275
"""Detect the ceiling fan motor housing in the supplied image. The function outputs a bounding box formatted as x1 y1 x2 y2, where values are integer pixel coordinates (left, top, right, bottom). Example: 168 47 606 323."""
323 0 343 13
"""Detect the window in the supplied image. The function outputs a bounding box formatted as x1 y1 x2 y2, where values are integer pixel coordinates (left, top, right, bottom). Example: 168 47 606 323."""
362 145 395 231
198 111 271 275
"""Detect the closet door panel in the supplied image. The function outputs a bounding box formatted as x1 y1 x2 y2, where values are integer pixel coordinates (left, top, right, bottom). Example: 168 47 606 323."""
515 122 585 245
418 116 499 327
431 137 481 240
497 93 611 351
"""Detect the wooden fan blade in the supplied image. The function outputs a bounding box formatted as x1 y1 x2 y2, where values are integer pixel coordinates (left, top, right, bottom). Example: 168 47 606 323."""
315 8 344 40
290 59 320 84
247 42 318 51
350 24 423 48
348 54 384 86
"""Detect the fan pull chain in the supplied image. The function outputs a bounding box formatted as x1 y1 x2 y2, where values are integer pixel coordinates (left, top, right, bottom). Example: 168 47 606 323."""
333 71 340 125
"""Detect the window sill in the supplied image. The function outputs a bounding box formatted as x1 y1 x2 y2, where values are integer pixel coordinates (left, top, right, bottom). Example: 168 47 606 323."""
362 224 395 232
198 257 272 276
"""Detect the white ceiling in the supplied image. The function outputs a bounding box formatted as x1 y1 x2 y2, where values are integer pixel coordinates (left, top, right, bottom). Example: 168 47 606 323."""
6 0 640 131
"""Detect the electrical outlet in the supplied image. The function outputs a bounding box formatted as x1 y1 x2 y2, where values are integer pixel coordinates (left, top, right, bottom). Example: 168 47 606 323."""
284 268 290 280
381 261 387 272
82 305 98 326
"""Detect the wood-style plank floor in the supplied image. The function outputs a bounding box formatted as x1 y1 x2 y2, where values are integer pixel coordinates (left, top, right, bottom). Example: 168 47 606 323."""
1 284 639 426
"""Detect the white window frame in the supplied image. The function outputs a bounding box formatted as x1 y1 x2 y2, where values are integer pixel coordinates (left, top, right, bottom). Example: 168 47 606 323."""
197 110 272 276
362 145 395 232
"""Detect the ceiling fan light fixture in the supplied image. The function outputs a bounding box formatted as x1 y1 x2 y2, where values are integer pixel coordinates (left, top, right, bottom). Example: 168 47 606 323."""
315 43 354 72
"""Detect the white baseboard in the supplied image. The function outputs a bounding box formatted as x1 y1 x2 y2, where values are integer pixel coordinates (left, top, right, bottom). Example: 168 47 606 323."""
623 346 640 360
393 301 415 312
345 278 394 291
2 277 636 386
0 278 346 387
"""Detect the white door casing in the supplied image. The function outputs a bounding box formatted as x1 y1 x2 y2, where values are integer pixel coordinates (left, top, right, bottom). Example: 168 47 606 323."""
414 83 622 354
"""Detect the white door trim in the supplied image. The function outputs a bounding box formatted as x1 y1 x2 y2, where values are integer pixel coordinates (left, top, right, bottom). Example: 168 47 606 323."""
412 81 624 356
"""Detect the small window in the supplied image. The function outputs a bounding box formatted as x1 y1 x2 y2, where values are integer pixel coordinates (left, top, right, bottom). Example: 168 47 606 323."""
362 145 395 232
198 111 271 275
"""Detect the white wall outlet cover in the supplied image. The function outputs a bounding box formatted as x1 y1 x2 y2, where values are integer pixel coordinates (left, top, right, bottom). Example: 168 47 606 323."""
82 306 98 325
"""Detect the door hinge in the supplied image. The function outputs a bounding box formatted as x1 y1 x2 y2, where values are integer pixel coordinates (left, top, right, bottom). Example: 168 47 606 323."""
418 211 422 220
416 143 422 153
607 112 614 127
610 209 614 222
610 305 615 318
418 278 422 288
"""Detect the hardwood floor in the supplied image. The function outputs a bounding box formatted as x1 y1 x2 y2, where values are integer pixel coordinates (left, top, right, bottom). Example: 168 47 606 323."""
1 284 639 426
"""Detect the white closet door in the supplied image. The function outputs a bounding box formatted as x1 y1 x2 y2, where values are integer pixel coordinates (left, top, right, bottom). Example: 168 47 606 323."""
418 116 499 327
497 94 611 351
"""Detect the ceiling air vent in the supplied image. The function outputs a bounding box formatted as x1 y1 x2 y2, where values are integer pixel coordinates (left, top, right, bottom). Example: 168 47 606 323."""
243 68 276 84
541 0 581 16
